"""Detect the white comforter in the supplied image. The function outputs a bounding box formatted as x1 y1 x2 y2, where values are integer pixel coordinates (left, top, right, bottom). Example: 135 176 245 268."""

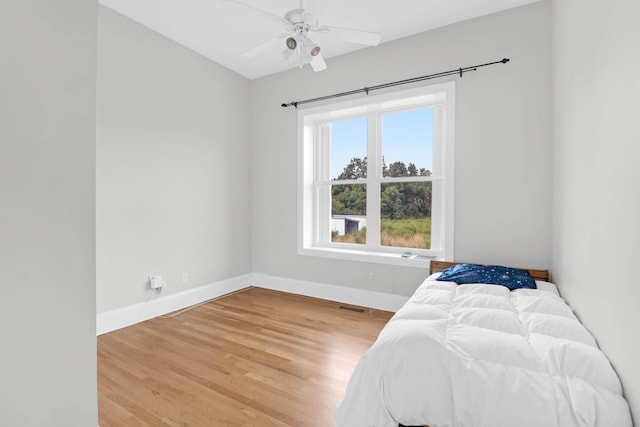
336 277 632 427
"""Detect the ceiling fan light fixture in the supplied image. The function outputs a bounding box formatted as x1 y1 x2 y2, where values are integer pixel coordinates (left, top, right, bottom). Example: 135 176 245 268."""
285 37 297 50
308 42 321 56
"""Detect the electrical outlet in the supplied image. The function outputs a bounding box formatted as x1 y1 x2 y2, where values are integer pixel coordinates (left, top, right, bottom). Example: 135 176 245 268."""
149 275 165 291
182 272 189 285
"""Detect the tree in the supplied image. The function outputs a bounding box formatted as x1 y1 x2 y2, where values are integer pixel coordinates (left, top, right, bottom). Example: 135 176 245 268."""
381 185 403 219
386 161 408 177
332 157 368 215
332 157 433 218
336 157 367 180
332 184 366 215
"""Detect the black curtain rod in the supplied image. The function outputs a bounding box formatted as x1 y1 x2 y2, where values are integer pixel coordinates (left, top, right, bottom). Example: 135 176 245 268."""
281 57 510 108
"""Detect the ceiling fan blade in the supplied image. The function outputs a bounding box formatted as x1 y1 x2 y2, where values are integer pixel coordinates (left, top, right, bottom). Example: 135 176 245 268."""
242 35 286 58
314 26 381 46
223 0 292 28
310 53 327 72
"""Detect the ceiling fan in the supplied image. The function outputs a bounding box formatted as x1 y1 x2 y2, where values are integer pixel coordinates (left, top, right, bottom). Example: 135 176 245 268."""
225 0 382 72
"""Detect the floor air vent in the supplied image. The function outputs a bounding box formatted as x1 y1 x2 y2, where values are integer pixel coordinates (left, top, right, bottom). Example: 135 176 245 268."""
338 305 365 313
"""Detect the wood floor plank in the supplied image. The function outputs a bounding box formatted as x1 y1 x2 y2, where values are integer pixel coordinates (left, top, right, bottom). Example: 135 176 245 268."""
98 287 392 427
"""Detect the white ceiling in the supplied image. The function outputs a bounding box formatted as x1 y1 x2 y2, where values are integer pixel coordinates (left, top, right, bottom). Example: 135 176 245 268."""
99 0 540 80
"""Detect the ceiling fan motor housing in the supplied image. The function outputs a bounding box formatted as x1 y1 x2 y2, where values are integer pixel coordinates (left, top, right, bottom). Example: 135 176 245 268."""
284 8 306 25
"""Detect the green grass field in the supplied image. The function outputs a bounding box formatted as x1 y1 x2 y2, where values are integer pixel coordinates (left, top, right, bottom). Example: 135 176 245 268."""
332 217 431 249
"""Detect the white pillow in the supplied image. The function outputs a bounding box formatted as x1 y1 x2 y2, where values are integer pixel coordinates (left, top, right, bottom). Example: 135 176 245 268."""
535 280 560 296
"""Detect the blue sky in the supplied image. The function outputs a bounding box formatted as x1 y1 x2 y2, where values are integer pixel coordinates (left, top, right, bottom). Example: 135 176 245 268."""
330 108 434 179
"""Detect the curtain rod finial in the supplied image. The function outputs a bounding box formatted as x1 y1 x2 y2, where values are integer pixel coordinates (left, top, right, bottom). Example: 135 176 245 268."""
502 58 510 63
281 103 288 108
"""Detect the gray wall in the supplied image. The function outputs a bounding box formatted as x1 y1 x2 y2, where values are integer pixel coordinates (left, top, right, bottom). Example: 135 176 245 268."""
551 0 640 421
97 7 252 313
0 1 98 426
250 2 552 297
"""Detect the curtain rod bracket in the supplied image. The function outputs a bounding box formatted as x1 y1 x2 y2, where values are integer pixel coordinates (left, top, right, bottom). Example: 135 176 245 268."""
364 87 370 95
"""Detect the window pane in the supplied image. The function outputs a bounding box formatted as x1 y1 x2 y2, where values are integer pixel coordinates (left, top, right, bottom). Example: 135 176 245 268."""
382 108 433 177
331 183 366 244
380 182 431 249
331 117 367 180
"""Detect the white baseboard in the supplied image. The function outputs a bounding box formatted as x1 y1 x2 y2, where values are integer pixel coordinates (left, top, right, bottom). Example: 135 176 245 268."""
96 274 252 335
251 273 409 313
97 272 409 335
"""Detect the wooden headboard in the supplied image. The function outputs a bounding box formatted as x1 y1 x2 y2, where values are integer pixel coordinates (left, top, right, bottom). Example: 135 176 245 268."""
429 260 549 282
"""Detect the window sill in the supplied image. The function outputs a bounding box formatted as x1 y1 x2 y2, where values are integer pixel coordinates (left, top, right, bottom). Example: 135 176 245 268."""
298 245 438 268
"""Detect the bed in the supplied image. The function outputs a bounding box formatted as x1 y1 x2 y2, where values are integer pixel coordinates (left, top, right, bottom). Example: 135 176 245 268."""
335 261 632 427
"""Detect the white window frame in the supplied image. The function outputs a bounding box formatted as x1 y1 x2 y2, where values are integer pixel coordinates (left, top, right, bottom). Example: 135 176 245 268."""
298 82 455 267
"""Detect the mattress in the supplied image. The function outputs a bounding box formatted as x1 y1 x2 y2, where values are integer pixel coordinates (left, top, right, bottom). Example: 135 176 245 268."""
335 275 632 427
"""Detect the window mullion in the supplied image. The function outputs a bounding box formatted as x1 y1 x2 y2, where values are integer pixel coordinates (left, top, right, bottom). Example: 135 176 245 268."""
430 106 443 252
316 124 331 243
366 112 381 251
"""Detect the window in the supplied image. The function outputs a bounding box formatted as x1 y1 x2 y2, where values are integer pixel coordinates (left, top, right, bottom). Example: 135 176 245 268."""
298 82 455 266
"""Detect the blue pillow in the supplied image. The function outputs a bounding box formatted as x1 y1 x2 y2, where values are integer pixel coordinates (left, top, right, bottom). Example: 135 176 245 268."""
436 263 536 290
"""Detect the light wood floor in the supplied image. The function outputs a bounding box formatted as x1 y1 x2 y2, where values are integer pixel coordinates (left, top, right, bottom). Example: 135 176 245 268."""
98 287 393 426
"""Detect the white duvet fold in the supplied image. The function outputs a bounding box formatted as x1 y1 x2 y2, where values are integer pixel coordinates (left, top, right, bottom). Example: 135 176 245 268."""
335 279 632 427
